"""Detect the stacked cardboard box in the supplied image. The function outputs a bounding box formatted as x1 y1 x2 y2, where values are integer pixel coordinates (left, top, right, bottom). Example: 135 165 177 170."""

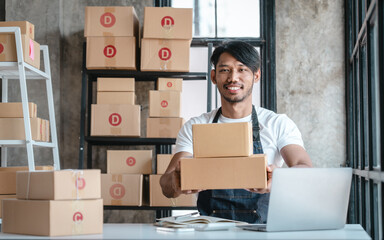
141 7 193 72
91 78 140 136
0 21 40 69
150 154 196 206
147 78 184 138
0 166 53 218
2 169 103 236
180 122 268 190
101 150 152 206
84 6 139 70
0 102 50 142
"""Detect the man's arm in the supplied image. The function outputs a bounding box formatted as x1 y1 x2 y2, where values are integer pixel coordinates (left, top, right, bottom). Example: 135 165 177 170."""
280 144 312 168
160 151 196 198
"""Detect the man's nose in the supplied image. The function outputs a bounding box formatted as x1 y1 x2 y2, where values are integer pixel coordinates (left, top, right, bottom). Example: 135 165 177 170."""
227 70 240 82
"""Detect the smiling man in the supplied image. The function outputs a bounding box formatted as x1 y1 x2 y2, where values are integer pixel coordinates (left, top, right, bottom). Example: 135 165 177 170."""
160 40 312 223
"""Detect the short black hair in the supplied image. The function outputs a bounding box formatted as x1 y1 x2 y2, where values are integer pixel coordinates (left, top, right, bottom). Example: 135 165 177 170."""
210 41 260 73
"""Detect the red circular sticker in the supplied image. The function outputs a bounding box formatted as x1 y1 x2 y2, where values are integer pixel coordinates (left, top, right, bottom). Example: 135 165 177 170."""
110 183 126 199
167 82 173 88
126 157 136 166
161 16 174 29
104 45 116 58
76 177 86 190
0 44 3 54
73 212 83 223
161 100 168 108
158 48 171 61
109 113 122 126
100 12 116 28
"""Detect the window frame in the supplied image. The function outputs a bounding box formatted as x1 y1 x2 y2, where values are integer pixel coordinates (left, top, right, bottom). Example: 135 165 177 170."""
345 0 383 239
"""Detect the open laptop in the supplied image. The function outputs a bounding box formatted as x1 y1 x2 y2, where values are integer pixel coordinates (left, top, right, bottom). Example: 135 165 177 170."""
239 168 352 232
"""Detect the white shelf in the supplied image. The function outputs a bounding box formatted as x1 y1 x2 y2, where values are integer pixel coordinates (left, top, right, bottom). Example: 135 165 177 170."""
0 62 50 79
0 140 56 148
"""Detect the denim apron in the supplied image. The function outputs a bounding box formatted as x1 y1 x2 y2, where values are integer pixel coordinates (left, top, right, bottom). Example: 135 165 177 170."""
197 105 270 223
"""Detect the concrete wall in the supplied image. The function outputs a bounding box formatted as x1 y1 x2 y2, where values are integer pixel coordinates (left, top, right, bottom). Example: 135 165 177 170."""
275 0 345 167
2 0 345 221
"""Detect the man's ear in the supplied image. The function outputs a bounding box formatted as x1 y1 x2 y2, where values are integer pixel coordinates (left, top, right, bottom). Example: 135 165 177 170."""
211 69 217 85
254 69 261 84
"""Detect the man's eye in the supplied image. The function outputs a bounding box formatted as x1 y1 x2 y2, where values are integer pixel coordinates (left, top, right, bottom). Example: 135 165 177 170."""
219 69 229 72
239 68 247 72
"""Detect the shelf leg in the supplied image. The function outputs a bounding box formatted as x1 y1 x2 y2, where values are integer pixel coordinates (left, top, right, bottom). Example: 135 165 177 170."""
1 76 8 167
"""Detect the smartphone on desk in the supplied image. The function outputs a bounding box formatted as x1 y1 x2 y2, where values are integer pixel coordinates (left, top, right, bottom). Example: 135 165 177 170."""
156 227 195 233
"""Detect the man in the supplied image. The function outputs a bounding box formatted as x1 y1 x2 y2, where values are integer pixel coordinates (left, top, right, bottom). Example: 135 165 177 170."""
160 40 312 223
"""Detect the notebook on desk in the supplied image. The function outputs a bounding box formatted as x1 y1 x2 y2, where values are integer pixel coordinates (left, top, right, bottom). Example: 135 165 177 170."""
239 168 352 232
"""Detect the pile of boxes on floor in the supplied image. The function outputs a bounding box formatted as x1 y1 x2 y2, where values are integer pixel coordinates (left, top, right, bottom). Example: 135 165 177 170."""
180 122 268 190
84 6 192 71
102 150 196 207
0 21 40 69
1 169 103 236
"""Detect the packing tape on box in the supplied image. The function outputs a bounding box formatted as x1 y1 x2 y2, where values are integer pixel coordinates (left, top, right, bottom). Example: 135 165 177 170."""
101 7 115 37
104 37 116 67
72 200 85 235
72 170 85 200
160 8 175 39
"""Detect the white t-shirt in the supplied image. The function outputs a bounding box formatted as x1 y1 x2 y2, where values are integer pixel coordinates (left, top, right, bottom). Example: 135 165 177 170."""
175 107 304 167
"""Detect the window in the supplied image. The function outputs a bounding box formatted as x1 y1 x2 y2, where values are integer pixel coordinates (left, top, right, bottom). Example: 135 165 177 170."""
345 0 383 239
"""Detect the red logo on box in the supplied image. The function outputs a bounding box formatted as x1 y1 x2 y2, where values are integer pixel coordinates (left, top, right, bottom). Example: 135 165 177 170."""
100 12 116 28
161 16 174 29
104 45 116 58
126 157 136 166
158 48 171 61
76 177 86 190
161 100 168 108
73 212 83 223
0 44 3 54
109 113 122 126
110 183 126 199
167 82 173 88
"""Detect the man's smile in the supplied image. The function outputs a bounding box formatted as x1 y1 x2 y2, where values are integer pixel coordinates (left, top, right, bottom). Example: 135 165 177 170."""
225 84 243 93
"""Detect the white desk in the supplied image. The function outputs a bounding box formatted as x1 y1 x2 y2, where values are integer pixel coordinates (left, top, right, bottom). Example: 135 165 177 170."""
0 224 371 239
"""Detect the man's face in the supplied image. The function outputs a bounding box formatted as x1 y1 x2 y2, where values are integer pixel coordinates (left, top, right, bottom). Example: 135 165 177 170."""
211 52 260 103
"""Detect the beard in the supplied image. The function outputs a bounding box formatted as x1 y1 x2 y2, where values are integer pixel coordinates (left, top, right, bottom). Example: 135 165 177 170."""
220 84 254 103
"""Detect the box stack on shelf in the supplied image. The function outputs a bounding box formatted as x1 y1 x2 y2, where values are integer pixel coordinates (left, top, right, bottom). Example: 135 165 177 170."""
147 78 184 138
150 154 196 207
84 6 139 70
141 7 193 72
0 21 40 69
101 150 152 206
91 77 140 137
1 169 103 236
0 103 50 141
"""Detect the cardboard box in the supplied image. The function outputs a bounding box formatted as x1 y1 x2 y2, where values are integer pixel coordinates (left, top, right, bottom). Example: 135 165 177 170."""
150 174 196 206
107 150 152 174
16 169 101 200
0 21 35 39
157 77 183 91
180 154 267 190
2 198 103 236
97 91 135 105
143 7 192 39
193 122 253 158
97 78 135 92
43 119 50 142
0 34 40 69
149 90 181 117
140 38 190 72
90 104 140 137
156 154 173 174
0 102 37 118
86 36 136 70
0 195 16 218
0 117 45 141
0 166 53 194
146 117 184 138
101 174 143 206
84 6 139 37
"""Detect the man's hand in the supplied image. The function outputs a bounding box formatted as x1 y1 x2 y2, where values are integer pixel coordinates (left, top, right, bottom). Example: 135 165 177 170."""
245 164 277 194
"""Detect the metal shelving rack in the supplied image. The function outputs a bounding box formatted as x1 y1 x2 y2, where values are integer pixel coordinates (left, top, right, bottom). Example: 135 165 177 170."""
79 42 207 218
0 27 60 171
